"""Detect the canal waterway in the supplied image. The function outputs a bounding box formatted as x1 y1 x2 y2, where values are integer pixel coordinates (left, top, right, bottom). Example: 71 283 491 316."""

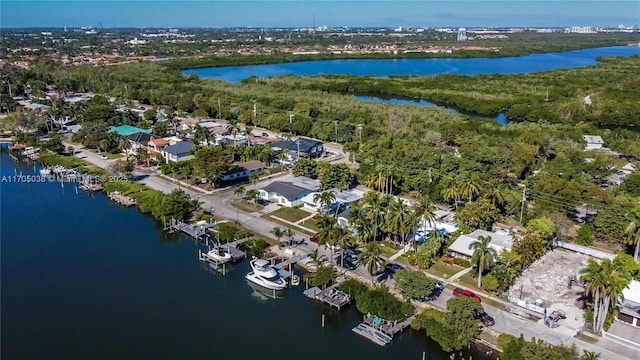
0 148 493 360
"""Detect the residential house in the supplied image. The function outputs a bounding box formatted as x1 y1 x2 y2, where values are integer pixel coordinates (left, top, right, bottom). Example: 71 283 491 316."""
608 162 636 186
269 137 324 158
147 137 170 159
259 181 313 207
447 229 514 260
300 188 364 214
617 280 640 327
161 141 195 163
127 132 154 154
583 135 605 151
291 176 321 192
109 125 152 137
218 160 265 182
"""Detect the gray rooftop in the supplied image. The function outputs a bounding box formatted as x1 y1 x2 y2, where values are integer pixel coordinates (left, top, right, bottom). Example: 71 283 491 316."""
448 229 514 258
261 181 311 201
162 141 194 155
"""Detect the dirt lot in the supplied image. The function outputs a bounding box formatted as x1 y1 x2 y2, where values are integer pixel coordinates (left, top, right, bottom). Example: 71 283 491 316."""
509 249 590 333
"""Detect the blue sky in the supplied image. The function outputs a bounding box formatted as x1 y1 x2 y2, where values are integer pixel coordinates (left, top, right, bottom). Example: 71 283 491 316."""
1 1 639 28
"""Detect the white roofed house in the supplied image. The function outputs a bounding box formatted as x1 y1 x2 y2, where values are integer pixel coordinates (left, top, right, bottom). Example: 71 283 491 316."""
583 135 605 151
447 229 514 261
617 280 640 327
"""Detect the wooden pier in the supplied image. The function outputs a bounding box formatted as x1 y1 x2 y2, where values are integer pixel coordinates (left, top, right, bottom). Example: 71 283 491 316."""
352 323 391 346
108 191 136 206
223 238 250 261
362 313 414 338
304 283 352 311
165 219 215 241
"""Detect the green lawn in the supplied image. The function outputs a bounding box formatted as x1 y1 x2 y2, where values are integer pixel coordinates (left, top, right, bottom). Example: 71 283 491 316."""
298 217 320 232
261 214 316 237
269 206 312 222
380 243 401 259
426 261 465 279
231 199 263 213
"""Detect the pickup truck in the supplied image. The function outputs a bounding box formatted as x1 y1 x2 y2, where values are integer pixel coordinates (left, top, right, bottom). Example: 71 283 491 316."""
453 287 482 302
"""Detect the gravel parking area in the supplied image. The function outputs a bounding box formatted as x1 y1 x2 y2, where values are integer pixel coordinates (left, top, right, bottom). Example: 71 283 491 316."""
509 249 590 333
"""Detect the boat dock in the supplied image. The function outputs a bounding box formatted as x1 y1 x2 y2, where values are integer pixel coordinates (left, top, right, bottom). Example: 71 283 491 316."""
165 219 216 241
303 283 352 311
362 313 414 338
108 191 136 206
352 323 391 346
80 177 104 191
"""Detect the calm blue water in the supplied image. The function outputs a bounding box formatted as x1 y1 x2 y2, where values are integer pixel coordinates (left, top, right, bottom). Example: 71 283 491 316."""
355 95 508 125
0 148 493 360
183 46 640 82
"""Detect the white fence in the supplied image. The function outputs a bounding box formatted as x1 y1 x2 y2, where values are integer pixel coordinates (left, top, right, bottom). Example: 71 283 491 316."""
508 296 546 315
555 241 615 260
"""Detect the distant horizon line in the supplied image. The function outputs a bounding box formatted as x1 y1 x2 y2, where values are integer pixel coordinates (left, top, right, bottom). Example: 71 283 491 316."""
2 25 636 30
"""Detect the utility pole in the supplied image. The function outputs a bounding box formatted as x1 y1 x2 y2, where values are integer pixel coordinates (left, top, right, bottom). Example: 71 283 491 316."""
288 111 294 124
333 120 338 141
519 184 526 224
357 124 363 144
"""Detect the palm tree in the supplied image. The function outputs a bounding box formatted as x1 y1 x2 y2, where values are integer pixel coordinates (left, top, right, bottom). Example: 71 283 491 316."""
316 215 337 262
332 227 353 268
307 248 325 267
580 350 601 360
362 191 386 242
284 228 295 247
483 181 505 210
580 258 630 334
624 207 640 262
359 241 384 284
233 185 246 223
442 182 461 210
385 198 410 245
233 185 246 200
270 226 284 244
243 126 254 146
458 176 480 203
249 173 260 191
226 119 242 148
193 124 207 147
469 235 498 288
313 191 336 215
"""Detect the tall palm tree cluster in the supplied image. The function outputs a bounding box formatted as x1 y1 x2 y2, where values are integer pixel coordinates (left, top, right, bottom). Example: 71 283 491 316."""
308 190 439 279
579 257 632 334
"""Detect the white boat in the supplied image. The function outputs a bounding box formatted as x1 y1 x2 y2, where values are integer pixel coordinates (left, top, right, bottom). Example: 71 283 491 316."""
202 246 232 263
245 257 287 291
39 167 51 176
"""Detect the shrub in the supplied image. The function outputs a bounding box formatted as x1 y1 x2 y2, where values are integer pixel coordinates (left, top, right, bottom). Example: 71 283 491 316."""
244 238 269 258
576 225 594 246
453 258 471 267
442 257 454 264
481 274 499 292
216 223 239 243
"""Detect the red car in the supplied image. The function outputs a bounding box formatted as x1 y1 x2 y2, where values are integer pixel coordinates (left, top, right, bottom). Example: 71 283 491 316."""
453 287 481 302
310 236 318 243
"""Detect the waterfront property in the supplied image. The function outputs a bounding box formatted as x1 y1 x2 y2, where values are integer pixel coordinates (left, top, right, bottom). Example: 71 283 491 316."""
447 229 514 260
165 218 216 241
259 181 313 207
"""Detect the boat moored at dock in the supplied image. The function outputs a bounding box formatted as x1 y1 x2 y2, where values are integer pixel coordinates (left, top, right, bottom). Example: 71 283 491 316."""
245 257 287 291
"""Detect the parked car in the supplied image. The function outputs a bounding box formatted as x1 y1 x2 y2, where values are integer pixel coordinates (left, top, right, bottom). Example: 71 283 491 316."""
414 287 443 302
336 255 358 270
99 155 109 160
434 281 445 290
384 263 405 274
256 198 270 206
310 236 318 243
478 312 495 326
261 132 269 137
452 287 481 302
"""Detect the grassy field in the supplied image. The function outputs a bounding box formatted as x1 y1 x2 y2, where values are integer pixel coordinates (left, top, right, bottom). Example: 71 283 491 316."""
261 214 316 237
298 216 320 232
427 261 465 279
380 243 402 258
269 206 312 222
230 199 263 213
